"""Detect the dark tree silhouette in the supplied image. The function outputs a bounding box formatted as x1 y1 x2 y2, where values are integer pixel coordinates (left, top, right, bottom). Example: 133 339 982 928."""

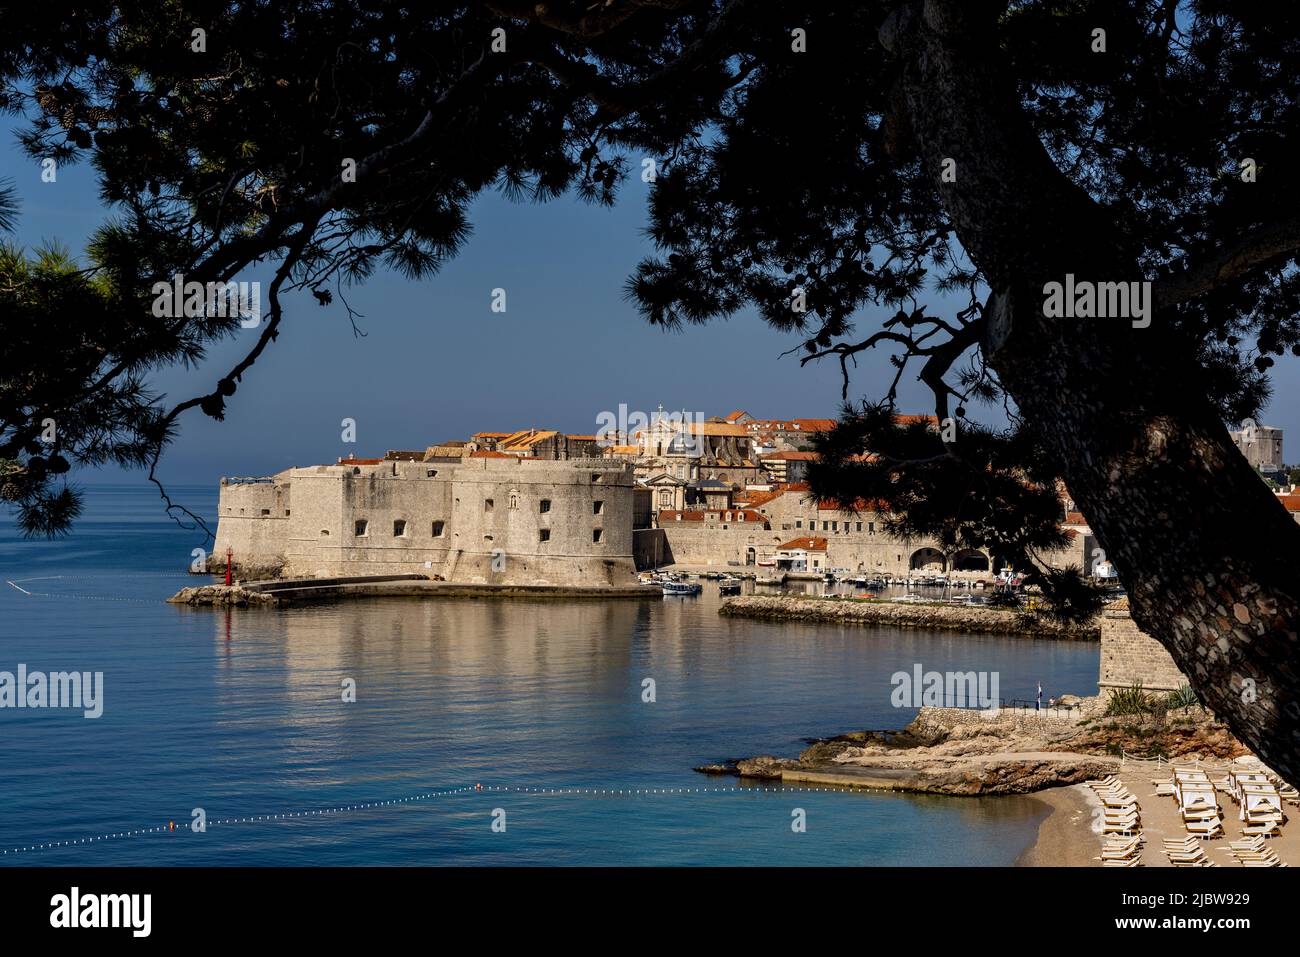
3 1 1300 781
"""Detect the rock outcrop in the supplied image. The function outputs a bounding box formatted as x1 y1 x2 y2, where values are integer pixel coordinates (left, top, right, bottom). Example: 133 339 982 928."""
166 584 283 607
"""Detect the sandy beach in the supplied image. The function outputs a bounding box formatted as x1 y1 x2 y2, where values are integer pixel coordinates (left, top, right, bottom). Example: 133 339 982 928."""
1017 784 1099 866
1019 765 1300 867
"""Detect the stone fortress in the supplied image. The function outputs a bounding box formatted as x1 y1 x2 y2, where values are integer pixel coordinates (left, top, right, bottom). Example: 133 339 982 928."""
214 409 1288 590
213 455 638 586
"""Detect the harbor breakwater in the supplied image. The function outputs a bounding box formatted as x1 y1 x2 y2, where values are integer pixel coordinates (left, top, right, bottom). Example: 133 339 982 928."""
718 595 1100 639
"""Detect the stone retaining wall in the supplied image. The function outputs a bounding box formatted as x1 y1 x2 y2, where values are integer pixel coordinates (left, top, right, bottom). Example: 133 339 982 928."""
718 595 1099 639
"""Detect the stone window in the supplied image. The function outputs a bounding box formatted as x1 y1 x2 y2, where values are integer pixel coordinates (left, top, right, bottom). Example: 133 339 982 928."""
822 521 829 531
856 522 863 532
796 520 802 529
320 529 330 537
593 500 604 515
509 489 520 510
592 473 602 483
393 519 407 537
484 498 494 513
354 519 368 536
539 529 551 543
285 510 291 516
261 508 270 516
869 522 876 535
432 520 445 537
593 528 603 543
539 499 551 513
426 469 438 478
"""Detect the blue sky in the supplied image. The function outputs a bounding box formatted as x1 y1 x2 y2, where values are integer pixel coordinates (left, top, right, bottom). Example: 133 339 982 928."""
5 124 1296 487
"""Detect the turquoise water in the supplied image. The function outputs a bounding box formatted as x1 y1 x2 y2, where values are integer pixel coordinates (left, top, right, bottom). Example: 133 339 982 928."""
0 485 1099 865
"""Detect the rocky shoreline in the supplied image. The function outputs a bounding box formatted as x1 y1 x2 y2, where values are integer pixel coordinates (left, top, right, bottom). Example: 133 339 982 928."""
694 693 1248 802
694 705 1120 796
719 594 1099 639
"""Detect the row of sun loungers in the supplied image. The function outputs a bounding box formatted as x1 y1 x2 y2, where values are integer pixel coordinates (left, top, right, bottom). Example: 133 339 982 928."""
1089 776 1142 836
1221 836 1288 867
1095 765 1296 867
1162 836 1217 867
1088 777 1145 864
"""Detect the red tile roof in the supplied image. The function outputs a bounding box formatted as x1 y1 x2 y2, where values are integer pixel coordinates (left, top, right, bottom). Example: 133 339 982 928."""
469 449 513 458
761 451 819 461
736 488 783 508
818 498 888 512
777 536 828 551
1277 494 1300 512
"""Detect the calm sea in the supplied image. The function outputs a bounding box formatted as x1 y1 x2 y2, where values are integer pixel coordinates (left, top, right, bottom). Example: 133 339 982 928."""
0 484 1099 866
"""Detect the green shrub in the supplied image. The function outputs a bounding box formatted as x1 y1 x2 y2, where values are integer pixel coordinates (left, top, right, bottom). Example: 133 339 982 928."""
1105 682 1154 716
1166 684 1199 710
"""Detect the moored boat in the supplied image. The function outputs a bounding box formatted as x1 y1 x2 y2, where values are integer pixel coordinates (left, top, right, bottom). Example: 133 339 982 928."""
662 581 703 596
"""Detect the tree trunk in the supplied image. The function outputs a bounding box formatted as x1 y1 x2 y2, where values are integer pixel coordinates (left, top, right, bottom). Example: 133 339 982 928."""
884 0 1300 784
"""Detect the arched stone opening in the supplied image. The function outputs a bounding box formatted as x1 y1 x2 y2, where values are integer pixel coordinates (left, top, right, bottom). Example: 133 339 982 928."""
951 549 990 572
910 547 946 572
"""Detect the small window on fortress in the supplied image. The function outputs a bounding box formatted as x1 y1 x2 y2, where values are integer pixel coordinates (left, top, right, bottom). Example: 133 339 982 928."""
484 498 494 513
355 519 368 536
593 500 604 515
285 510 291 516
393 520 407 537
432 521 445 537
426 469 438 478
592 473 602 483
539 529 551 543
593 528 603 543
320 529 330 537
261 508 270 516
539 499 551 513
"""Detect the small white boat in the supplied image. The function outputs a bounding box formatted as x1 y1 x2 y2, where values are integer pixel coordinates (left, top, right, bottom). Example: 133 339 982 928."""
662 581 703 596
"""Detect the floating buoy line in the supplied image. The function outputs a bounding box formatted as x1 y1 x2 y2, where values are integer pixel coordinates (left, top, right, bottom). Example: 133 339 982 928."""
5 571 196 605
4 783 858 857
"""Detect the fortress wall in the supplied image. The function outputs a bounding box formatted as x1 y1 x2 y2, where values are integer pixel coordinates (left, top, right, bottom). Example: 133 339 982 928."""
284 462 454 577
212 478 291 573
657 523 780 566
207 456 640 585
1099 603 1188 693
828 538 932 576
444 457 637 585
